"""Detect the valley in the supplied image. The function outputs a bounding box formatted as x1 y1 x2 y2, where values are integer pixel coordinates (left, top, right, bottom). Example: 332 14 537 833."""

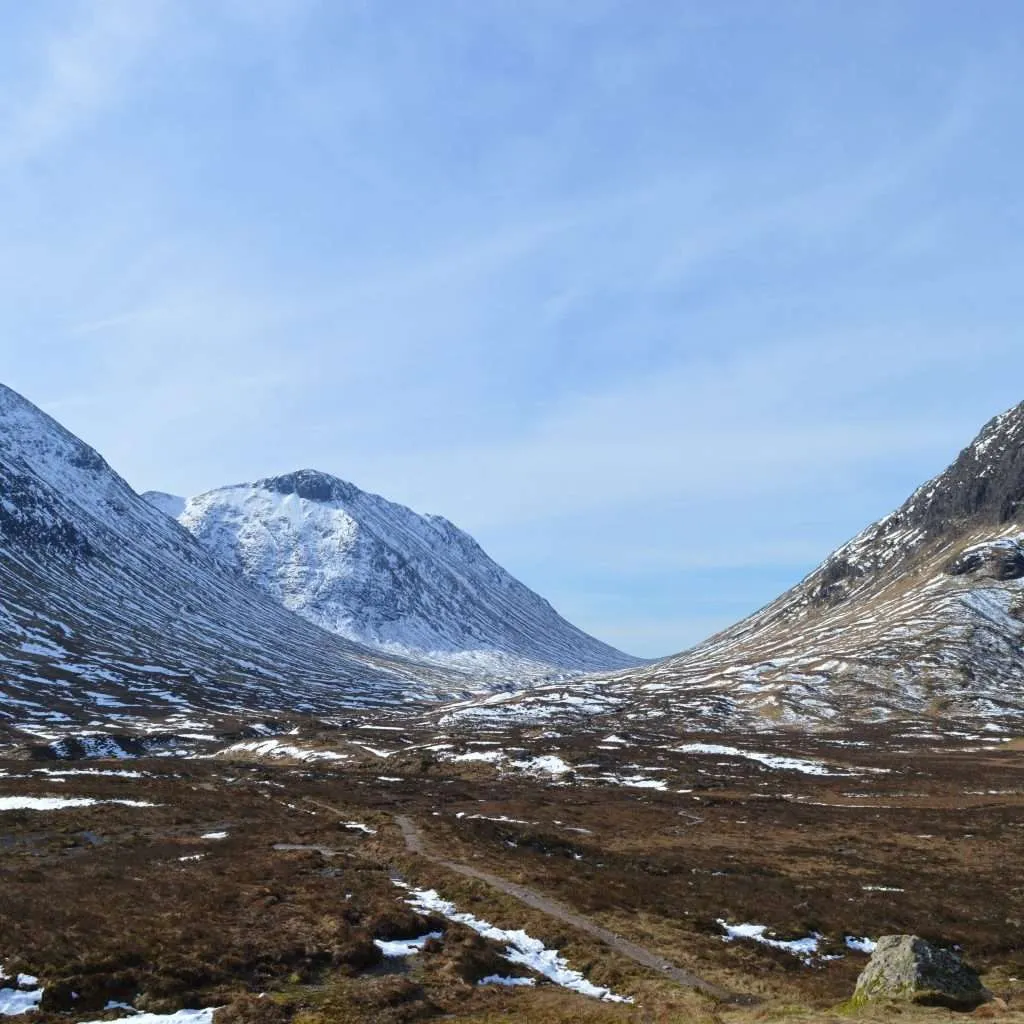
2 383 1024 1021
0 716 1021 1023
6 3 1023 1020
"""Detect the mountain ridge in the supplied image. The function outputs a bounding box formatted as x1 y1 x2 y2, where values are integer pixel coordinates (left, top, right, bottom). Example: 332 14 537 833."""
5 375 1023 740
0 383 475 741
145 469 640 677
441 402 1024 731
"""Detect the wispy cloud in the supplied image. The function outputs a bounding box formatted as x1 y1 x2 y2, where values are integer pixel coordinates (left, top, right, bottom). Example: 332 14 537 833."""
2 2 1023 655
348 325 1011 528
0 0 165 168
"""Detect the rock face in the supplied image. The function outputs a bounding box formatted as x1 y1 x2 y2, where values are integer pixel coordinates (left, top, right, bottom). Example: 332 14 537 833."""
946 537 1024 581
146 470 640 678
853 935 990 1009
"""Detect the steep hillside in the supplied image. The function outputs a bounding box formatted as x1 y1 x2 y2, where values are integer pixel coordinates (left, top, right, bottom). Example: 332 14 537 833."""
145 471 639 677
442 404 1024 731
0 384 471 741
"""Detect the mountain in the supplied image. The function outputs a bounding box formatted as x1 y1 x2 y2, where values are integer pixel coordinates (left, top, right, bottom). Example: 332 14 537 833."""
143 491 186 518
0 384 473 741
443 403 1024 732
144 471 640 677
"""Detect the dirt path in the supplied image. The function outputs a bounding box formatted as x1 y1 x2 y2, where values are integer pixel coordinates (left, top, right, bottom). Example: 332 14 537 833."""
393 814 745 1004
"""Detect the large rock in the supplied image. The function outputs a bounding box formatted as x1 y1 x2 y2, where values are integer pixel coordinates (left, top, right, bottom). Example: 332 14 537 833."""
946 538 1024 581
853 935 991 1009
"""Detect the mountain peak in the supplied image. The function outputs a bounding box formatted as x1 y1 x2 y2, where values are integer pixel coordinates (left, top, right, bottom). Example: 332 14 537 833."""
579 401 1024 730
0 382 114 483
796 400 1024 610
0 382 470 734
895 399 1024 533
159 472 639 676
457 402 1024 732
141 491 186 518
257 469 362 504
865 403 1024 540
941 401 1024 524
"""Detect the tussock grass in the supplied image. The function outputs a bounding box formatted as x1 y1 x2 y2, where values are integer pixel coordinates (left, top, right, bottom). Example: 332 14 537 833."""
0 718 1020 1022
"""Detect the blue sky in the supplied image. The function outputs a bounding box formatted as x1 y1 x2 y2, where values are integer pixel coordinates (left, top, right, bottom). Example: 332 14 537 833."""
2 1 1024 656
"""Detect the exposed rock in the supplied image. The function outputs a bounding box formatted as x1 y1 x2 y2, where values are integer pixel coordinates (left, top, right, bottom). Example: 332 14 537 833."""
946 539 1024 581
259 468 361 504
852 934 991 1009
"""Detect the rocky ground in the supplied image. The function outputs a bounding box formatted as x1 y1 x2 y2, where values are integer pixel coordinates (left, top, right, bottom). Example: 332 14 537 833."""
0 717 1022 1023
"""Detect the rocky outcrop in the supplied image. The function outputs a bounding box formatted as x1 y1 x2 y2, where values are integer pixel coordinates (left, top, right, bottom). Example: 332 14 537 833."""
946 538 1024 582
852 935 990 1009
260 469 361 505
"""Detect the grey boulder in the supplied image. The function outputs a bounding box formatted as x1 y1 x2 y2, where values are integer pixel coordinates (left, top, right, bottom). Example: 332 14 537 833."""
853 935 991 1009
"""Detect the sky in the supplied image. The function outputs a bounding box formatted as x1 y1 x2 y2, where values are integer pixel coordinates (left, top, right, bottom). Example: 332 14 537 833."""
2 1 1024 657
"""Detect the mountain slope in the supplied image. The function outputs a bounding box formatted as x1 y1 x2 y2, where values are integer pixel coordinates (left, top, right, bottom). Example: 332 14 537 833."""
145 471 639 677
0 384 472 740
442 404 1024 731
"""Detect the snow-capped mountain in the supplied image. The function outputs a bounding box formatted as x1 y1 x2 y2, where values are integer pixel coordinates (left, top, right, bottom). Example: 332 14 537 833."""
0 384 473 740
443 403 1024 732
142 491 185 518
145 471 639 677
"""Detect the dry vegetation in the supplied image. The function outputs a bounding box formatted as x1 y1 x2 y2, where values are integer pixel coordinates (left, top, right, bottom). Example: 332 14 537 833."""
0 718 1022 1023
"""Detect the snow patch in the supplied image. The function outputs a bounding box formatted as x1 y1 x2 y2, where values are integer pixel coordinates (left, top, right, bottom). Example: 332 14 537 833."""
598 773 667 790
0 796 155 811
342 821 376 835
718 920 822 960
677 744 842 776
374 932 442 957
78 1010 217 1024
0 988 42 1017
219 739 347 763
400 885 631 1002
479 975 536 988
509 755 572 776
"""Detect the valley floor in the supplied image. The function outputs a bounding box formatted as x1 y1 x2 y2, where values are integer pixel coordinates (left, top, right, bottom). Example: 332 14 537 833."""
0 719 1022 1023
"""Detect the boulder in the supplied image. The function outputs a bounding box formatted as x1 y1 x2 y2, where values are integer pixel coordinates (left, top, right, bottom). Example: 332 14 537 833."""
945 539 1024 581
853 935 991 1009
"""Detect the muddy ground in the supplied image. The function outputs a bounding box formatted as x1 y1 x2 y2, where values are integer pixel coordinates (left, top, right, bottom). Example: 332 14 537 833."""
0 719 1021 1023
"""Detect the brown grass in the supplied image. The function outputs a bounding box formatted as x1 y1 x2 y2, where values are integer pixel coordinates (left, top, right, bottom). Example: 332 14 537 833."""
0 719 1020 1022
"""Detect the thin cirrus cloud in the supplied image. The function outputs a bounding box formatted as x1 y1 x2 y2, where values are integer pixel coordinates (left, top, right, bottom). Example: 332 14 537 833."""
2 1 1024 656
0 1 165 169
